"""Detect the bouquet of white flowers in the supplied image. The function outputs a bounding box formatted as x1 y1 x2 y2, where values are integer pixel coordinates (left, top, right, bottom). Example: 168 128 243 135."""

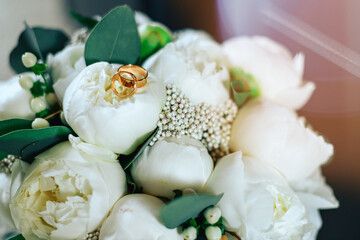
0 5 338 240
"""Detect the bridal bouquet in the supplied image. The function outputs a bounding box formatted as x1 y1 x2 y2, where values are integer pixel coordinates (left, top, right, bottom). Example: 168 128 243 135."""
0 5 338 240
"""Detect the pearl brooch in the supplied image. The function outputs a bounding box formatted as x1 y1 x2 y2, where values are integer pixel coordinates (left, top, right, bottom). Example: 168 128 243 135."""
0 155 20 174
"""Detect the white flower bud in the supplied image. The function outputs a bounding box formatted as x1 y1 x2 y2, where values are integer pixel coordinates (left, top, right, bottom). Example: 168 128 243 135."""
45 93 58 106
30 98 47 113
21 52 37 68
31 118 50 129
182 226 197 240
18 75 34 90
205 226 222 240
204 207 221 224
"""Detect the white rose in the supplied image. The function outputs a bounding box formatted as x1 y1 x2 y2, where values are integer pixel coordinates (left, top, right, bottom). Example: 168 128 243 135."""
9 141 127 240
144 30 230 106
131 136 214 198
229 99 333 181
204 152 314 240
63 62 165 155
223 36 315 110
99 194 183 240
0 73 35 120
48 44 86 102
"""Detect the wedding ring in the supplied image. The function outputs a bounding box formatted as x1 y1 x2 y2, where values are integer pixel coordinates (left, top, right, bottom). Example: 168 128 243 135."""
111 71 137 98
119 65 148 88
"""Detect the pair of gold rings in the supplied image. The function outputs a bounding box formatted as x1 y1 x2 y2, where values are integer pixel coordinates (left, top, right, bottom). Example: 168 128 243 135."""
111 65 148 98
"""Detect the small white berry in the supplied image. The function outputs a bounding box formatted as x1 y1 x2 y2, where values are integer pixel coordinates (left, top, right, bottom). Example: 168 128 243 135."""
182 226 197 240
205 226 222 240
31 118 50 129
30 97 47 113
21 52 37 68
204 207 222 224
46 93 58 106
19 75 34 90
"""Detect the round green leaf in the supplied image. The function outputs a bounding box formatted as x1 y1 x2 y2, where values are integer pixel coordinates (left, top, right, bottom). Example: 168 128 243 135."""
85 5 141 65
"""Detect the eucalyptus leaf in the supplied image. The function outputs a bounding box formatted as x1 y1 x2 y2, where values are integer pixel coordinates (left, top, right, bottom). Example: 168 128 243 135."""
120 128 158 170
160 193 223 229
0 126 72 163
4 234 25 240
0 119 32 136
231 80 250 107
70 10 99 29
10 25 69 73
85 5 141 65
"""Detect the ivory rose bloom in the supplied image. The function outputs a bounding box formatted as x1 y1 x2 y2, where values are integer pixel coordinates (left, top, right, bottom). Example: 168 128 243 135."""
48 44 86 102
99 194 183 240
229 99 333 181
0 73 35 120
0 173 18 239
131 136 214 198
143 30 230 106
223 36 315 109
63 62 165 154
204 152 314 240
9 141 127 240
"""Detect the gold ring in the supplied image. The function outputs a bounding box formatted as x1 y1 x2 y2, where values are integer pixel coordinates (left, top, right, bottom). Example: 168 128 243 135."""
111 71 137 99
119 65 148 88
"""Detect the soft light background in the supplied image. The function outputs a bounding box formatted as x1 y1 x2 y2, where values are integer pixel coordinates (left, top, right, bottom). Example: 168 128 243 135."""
0 0 359 239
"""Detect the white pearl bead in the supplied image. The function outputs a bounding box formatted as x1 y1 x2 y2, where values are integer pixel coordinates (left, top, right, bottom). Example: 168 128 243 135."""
19 75 34 90
30 97 47 113
204 207 222 224
46 93 58 106
205 226 222 240
21 52 37 68
31 118 50 129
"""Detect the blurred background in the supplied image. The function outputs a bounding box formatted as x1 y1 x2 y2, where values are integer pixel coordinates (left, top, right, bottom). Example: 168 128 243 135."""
1 0 359 239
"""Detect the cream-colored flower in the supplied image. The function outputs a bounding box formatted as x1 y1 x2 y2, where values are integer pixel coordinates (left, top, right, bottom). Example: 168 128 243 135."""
99 194 183 240
63 62 165 155
204 152 314 240
131 136 214 198
143 30 230 106
9 141 127 240
230 99 333 181
223 36 315 110
0 73 35 120
0 173 18 238
48 44 86 102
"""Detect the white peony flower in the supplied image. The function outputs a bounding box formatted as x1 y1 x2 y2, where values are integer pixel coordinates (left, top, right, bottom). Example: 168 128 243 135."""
143 30 230 106
99 194 183 240
0 73 35 120
9 141 127 240
204 152 314 240
131 136 214 198
134 11 170 33
229 99 333 181
0 173 18 239
223 36 315 110
63 62 165 155
48 44 86 102
291 169 338 240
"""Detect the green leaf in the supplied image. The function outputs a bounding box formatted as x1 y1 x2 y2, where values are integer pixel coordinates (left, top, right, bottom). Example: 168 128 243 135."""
30 80 47 97
4 234 25 240
70 10 99 29
0 119 32 136
10 25 69 73
231 80 250 107
0 126 72 163
160 193 223 229
31 63 47 75
120 128 158 170
85 5 141 66
140 25 172 60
